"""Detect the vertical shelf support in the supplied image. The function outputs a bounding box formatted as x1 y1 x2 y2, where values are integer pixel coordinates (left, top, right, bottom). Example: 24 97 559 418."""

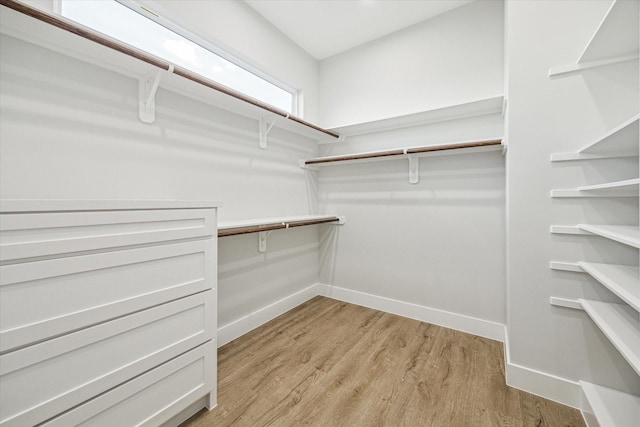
407 153 420 184
138 65 174 124
259 116 280 149
258 230 274 253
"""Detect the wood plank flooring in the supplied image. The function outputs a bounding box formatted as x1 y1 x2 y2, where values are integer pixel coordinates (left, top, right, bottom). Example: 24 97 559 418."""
183 296 585 427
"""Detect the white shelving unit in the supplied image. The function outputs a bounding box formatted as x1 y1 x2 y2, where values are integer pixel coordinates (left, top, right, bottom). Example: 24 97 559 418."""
548 7 640 416
548 0 639 77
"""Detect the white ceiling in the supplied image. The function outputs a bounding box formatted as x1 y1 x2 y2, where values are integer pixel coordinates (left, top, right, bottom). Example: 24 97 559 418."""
244 0 474 60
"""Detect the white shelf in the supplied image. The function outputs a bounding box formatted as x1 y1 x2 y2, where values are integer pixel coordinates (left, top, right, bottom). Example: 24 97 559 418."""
0 4 338 143
551 178 639 198
579 299 640 376
577 225 640 249
580 381 640 427
549 0 639 77
0 199 222 212
578 262 640 312
327 96 504 137
550 115 639 161
579 0 639 63
304 139 503 167
218 214 343 231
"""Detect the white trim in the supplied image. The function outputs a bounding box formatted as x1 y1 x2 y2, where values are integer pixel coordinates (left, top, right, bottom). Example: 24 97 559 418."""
317 283 505 342
504 330 581 409
216 283 587 410
505 359 582 409
217 283 322 347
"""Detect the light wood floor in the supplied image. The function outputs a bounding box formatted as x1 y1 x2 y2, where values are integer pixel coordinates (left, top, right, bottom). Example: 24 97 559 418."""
183 296 585 427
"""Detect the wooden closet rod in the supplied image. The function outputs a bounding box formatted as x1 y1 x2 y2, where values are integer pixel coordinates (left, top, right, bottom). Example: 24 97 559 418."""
305 139 503 165
0 0 339 140
218 216 340 237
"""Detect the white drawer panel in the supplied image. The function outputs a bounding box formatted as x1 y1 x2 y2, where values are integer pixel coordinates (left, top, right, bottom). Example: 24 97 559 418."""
43 341 216 427
0 291 216 427
0 240 215 353
0 208 216 262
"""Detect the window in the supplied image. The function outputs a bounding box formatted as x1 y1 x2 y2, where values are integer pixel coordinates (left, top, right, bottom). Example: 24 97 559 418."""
59 0 296 114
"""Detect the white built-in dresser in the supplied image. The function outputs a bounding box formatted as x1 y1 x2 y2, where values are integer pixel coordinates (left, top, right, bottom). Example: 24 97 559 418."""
0 199 220 426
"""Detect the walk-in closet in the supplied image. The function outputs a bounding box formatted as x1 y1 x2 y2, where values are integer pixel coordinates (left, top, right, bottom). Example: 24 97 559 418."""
0 0 638 425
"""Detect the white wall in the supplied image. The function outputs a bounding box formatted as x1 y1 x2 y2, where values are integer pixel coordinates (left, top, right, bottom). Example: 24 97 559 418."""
318 0 504 128
317 113 506 331
146 0 320 122
506 0 640 400
0 32 322 331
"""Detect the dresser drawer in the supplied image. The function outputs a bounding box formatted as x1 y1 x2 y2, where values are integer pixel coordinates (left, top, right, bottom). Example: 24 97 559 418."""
0 240 215 353
0 208 216 262
0 290 216 427
42 341 216 427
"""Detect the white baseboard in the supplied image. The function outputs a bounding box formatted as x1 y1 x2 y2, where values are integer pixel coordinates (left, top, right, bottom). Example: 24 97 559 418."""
317 283 505 342
217 283 322 347
216 282 583 412
503 329 582 409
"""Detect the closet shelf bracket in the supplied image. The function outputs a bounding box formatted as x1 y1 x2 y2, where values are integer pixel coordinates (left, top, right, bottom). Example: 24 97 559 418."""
258 229 276 253
407 152 419 184
259 115 282 149
138 65 174 124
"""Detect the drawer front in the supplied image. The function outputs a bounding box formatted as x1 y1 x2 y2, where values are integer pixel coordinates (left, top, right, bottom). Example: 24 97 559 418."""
0 290 216 427
0 239 215 353
0 208 216 262
42 341 216 427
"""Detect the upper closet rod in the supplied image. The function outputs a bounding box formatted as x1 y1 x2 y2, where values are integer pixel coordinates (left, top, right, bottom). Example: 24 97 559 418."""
0 0 339 140
305 139 503 165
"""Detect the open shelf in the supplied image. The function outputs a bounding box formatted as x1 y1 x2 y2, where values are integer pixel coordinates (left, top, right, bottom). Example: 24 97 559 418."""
218 215 344 237
577 225 640 248
551 115 639 161
304 139 503 166
551 178 639 197
0 1 339 143
580 381 640 427
327 96 504 137
579 299 640 376
578 262 640 312
549 0 639 77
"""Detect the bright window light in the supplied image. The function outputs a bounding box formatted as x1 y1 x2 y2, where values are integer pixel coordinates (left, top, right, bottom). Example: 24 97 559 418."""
60 0 295 113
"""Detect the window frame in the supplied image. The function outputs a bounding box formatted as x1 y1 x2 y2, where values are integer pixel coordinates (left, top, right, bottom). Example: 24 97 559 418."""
55 0 299 116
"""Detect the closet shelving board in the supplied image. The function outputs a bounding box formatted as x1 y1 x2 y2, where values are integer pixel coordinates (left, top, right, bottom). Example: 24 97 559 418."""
326 95 504 138
580 381 640 427
550 114 639 161
0 0 339 143
304 139 504 167
548 0 639 77
578 262 640 312
579 299 640 376
218 214 344 237
551 178 640 198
